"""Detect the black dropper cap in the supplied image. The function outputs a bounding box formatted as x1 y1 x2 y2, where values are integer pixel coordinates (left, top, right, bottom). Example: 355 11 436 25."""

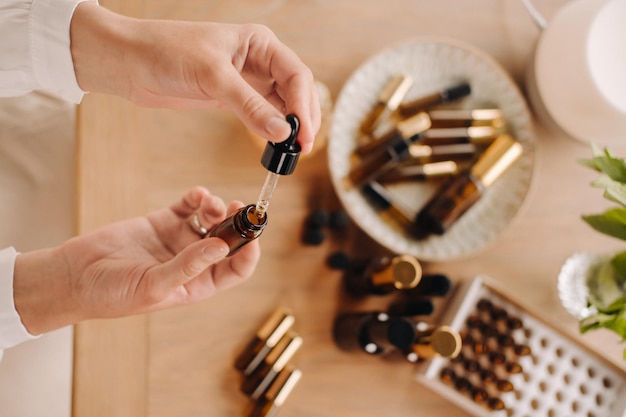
260 114 301 175
442 82 471 102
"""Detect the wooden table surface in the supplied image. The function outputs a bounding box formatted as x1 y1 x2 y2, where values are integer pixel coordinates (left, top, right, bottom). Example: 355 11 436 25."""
72 1 626 416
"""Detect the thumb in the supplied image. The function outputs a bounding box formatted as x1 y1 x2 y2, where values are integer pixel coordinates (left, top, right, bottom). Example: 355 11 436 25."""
219 69 291 142
144 238 229 299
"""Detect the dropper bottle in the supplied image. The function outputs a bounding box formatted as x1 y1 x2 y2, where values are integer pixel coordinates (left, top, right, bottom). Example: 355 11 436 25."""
255 114 301 219
208 115 301 255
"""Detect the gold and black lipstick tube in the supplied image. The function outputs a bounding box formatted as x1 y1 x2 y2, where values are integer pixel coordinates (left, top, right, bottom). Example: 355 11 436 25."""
411 134 523 238
235 307 295 376
359 74 413 136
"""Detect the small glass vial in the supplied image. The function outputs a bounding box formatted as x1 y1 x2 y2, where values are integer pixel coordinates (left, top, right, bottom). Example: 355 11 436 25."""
359 74 413 136
208 204 268 256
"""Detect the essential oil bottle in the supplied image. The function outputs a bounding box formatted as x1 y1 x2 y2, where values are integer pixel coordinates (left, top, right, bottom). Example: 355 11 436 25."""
332 311 392 355
412 134 523 238
208 204 268 256
359 74 413 136
345 112 432 189
343 254 422 296
208 114 300 255
405 325 462 362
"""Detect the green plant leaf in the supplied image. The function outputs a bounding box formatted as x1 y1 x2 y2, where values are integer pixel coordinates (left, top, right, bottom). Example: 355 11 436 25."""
612 251 626 286
582 208 626 241
591 176 626 206
580 310 626 341
582 147 626 183
586 258 626 312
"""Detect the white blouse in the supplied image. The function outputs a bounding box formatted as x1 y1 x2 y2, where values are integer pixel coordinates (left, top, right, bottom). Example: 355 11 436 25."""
0 0 94 104
0 0 94 359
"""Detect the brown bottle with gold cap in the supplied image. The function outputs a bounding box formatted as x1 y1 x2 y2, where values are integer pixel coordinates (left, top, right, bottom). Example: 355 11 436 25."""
359 74 413 136
411 134 523 238
234 306 295 376
405 325 462 363
344 254 422 296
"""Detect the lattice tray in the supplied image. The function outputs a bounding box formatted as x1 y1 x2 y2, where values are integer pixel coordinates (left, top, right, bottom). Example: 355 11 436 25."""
415 276 626 417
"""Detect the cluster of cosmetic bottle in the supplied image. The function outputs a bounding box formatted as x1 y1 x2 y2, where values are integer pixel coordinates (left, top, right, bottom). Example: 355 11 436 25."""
346 75 524 239
235 307 302 417
332 253 462 363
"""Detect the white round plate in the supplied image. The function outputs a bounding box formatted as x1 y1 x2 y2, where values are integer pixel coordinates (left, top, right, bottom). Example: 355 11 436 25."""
328 37 535 261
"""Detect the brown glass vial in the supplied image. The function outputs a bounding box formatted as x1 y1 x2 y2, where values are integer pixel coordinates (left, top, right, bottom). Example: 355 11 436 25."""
345 112 432 189
353 112 431 159
208 204 267 256
246 366 302 417
411 134 523 238
359 74 413 136
343 254 422 296
394 82 471 120
241 331 303 400
235 307 295 376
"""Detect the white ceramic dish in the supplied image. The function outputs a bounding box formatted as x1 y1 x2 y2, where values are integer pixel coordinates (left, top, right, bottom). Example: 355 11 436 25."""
328 37 535 261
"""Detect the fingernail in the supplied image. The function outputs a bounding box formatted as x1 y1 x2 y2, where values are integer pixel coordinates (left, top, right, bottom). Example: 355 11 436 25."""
203 239 229 262
265 116 290 141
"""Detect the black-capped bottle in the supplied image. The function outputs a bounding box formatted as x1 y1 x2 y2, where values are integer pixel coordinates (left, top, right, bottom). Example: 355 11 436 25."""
332 311 391 355
208 204 267 256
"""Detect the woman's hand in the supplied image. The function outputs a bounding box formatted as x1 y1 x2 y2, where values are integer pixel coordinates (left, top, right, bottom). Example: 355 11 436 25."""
70 2 321 153
13 187 259 335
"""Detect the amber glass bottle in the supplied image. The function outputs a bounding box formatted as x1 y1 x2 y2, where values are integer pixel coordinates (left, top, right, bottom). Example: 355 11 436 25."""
208 204 268 256
412 134 522 238
344 254 422 296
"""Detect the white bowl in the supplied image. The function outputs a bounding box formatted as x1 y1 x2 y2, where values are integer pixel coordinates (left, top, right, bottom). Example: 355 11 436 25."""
328 37 535 261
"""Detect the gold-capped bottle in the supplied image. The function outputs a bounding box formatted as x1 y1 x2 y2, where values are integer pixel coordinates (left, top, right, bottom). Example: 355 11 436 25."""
344 254 422 296
246 366 302 417
405 325 462 362
411 134 523 238
359 74 413 136
234 307 295 376
241 331 302 400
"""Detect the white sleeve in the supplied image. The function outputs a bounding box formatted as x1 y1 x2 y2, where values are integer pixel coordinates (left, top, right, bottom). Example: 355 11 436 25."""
0 247 38 362
0 0 97 103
